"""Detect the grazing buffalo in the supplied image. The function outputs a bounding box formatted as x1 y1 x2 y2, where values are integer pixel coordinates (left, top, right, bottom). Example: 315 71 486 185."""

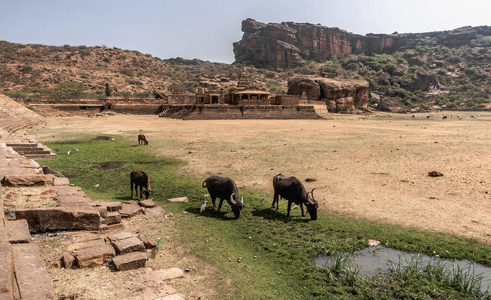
138 134 148 145
272 173 318 220
202 175 244 219
130 170 152 199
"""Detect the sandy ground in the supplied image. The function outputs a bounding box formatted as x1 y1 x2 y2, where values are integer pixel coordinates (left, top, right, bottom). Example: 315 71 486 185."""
28 112 491 245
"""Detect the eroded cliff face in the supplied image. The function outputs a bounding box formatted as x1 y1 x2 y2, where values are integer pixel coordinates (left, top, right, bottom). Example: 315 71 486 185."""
234 19 491 69
233 19 397 68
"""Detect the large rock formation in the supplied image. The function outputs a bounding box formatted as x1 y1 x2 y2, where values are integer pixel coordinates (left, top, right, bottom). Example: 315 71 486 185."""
234 19 491 69
288 76 369 113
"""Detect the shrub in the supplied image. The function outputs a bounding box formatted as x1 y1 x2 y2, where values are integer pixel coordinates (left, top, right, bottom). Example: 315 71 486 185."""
121 69 134 77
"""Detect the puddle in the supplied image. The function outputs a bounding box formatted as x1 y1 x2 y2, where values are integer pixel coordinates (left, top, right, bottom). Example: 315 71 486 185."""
314 246 491 294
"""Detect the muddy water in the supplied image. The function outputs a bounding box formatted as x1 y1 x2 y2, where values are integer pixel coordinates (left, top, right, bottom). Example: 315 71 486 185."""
314 246 491 294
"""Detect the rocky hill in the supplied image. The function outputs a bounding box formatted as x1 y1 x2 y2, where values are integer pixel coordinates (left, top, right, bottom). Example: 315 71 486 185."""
1 18 491 111
234 18 491 69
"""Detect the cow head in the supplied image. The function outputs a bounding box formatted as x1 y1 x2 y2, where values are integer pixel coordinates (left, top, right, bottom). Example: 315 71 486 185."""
229 193 244 219
140 188 152 199
306 188 318 220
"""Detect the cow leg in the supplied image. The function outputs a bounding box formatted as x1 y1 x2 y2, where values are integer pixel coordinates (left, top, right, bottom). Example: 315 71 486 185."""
300 203 306 217
286 201 293 217
131 181 134 198
211 196 217 211
273 193 279 211
217 198 224 212
138 185 143 199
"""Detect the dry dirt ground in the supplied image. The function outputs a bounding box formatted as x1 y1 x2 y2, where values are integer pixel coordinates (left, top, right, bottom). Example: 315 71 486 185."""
29 112 491 245
23 111 491 299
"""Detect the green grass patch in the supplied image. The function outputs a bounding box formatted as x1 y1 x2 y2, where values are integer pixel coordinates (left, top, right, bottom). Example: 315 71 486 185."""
39 136 491 299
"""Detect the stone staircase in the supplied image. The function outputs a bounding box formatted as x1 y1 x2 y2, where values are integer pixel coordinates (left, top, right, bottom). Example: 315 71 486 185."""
0 95 185 299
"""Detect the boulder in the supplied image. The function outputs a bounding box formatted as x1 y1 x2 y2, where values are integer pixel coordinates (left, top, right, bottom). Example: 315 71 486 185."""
393 64 409 76
15 207 100 232
410 69 439 91
287 77 321 100
377 97 404 113
62 254 75 269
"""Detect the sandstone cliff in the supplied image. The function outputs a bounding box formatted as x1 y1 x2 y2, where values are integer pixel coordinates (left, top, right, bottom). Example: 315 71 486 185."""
288 76 369 113
234 19 491 69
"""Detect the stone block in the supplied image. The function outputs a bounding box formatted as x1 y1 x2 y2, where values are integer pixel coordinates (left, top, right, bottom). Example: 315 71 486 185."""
11 243 55 299
57 196 89 207
15 207 100 232
106 232 135 242
0 218 6 242
138 234 157 249
67 237 106 252
5 220 31 243
94 206 108 218
153 268 185 281
119 202 142 218
105 212 122 225
166 197 188 203
111 236 145 254
90 201 122 212
112 251 147 271
73 244 116 268
106 223 124 231
62 254 75 269
0 242 13 295
138 199 156 208
143 206 165 216
53 177 70 186
1 175 54 187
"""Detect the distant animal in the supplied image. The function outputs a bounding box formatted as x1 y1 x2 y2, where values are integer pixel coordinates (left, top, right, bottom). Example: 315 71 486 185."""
259 194 266 203
200 201 208 214
138 134 148 145
272 173 318 220
457 114 463 120
442 115 447 120
202 175 244 219
130 170 152 199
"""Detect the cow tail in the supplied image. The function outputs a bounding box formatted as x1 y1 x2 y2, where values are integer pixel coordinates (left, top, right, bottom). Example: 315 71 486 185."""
202 179 207 188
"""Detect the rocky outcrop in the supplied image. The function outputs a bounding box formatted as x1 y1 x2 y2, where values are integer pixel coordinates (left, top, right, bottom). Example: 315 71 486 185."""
287 76 369 113
234 19 491 69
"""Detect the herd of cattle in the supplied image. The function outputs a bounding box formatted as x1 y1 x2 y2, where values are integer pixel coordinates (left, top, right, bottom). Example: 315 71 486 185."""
130 135 319 220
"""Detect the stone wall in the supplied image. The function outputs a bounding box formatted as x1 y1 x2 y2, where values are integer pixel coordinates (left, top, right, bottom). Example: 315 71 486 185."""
159 104 321 120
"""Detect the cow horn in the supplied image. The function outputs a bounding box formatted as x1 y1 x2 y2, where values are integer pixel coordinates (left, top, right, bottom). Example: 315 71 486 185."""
230 193 237 205
308 188 316 204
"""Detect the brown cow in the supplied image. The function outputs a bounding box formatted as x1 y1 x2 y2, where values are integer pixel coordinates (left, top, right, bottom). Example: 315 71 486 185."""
130 170 152 199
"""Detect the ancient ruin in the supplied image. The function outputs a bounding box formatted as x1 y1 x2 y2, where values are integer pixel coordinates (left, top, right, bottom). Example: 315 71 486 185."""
0 95 184 299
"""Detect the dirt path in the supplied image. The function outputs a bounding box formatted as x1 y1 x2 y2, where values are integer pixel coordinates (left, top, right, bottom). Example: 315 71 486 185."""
29 112 491 244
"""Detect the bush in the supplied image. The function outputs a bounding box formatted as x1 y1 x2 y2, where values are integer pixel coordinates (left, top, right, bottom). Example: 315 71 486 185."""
121 69 134 77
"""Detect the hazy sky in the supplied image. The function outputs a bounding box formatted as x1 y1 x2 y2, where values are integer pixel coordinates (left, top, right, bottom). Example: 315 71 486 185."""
1 0 490 63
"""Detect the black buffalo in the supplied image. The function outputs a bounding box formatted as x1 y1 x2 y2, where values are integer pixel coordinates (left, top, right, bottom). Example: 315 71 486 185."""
202 175 244 219
272 173 318 220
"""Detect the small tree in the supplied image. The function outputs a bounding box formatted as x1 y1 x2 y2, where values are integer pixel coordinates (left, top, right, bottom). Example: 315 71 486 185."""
105 83 112 97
